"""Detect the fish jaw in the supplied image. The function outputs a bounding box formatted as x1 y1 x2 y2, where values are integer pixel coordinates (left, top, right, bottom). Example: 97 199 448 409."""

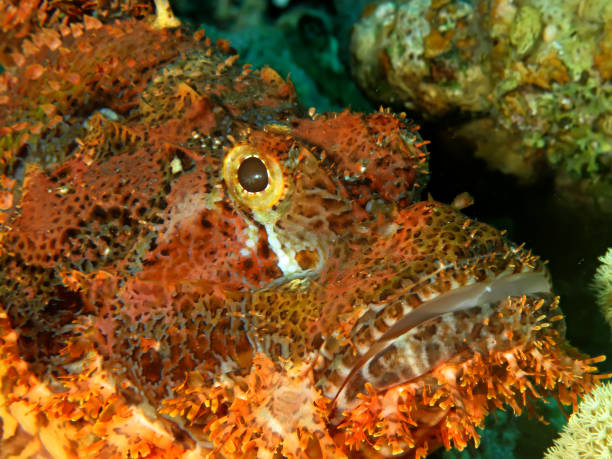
314 201 552 404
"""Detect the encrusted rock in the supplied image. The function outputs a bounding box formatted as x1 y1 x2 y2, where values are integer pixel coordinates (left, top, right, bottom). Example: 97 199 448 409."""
351 0 612 208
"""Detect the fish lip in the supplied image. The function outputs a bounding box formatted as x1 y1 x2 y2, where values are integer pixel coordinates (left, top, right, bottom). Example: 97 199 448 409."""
328 267 553 402
377 268 552 343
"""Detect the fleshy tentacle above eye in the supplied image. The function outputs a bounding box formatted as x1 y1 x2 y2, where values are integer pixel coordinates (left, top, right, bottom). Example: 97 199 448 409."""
290 110 430 206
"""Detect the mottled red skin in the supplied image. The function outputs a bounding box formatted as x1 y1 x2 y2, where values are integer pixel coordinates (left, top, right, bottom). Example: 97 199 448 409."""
0 9 604 459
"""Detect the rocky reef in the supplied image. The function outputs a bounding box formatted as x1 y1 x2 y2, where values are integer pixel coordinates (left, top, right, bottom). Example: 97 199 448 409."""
350 0 612 211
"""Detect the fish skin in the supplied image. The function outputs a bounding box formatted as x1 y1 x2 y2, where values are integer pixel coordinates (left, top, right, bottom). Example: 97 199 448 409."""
0 8 604 459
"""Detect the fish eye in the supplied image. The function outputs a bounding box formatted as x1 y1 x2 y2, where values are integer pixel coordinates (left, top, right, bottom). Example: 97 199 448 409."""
238 156 268 192
223 144 285 210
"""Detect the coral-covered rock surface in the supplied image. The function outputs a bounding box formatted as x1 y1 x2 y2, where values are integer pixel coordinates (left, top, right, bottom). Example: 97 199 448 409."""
0 2 607 458
350 0 612 210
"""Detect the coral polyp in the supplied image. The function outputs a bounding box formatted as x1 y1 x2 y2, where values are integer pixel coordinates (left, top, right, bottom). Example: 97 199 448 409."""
545 382 612 458
593 247 612 335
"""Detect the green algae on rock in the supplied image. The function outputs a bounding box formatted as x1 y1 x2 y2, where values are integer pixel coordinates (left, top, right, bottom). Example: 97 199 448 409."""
350 0 612 210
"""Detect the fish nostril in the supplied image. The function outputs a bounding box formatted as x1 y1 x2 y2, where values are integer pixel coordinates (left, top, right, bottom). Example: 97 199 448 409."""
296 249 319 270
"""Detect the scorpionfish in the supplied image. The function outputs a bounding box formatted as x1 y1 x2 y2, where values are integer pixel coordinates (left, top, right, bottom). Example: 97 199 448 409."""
0 4 605 459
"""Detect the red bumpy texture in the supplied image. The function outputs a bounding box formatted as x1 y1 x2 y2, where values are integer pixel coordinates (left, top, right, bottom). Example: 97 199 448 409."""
0 2 607 459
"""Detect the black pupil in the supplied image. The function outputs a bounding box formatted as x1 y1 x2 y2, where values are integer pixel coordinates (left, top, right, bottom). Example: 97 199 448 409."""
237 156 268 192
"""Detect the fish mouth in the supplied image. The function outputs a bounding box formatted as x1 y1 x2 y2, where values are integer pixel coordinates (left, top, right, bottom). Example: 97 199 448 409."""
313 201 563 410
376 268 551 343
318 259 555 408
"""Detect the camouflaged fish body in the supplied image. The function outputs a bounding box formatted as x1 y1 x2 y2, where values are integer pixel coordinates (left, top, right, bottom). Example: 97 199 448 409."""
0 12 603 459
